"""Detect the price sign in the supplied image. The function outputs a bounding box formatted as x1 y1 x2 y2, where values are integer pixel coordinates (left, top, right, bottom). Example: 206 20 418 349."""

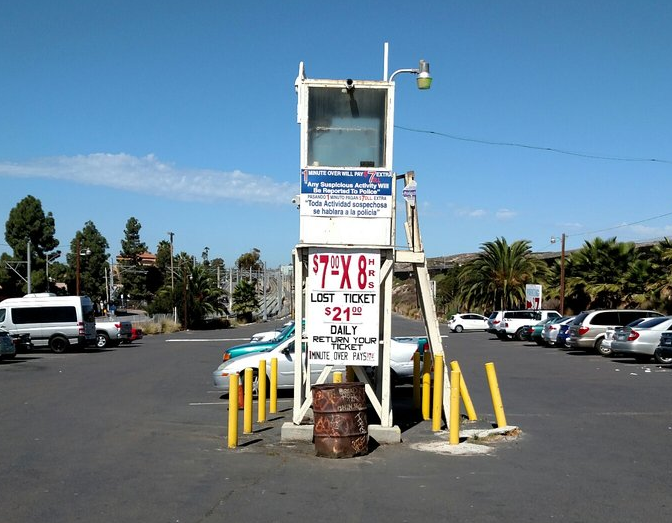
306 248 380 366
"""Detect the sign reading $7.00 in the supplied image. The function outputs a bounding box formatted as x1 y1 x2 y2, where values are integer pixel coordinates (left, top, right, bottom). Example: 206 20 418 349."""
307 249 380 366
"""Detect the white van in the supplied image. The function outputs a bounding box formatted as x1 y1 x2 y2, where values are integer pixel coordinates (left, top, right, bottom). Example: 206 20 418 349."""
0 293 97 353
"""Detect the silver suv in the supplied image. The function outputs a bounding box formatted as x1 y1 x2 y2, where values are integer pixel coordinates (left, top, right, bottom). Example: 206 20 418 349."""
567 309 663 353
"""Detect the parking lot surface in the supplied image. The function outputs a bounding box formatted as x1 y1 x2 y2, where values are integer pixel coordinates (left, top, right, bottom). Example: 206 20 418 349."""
1 315 671 522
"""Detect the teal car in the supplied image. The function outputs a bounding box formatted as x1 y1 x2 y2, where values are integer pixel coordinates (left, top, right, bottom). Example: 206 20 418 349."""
222 321 295 362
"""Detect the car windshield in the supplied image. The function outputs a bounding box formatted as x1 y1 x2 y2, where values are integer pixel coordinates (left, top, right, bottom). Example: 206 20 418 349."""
272 322 295 342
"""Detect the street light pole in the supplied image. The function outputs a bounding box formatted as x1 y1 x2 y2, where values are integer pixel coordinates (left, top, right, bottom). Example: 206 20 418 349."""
76 238 91 296
76 239 81 296
262 261 267 321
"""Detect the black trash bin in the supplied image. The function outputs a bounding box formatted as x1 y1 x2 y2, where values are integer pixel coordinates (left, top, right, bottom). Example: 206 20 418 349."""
312 382 368 458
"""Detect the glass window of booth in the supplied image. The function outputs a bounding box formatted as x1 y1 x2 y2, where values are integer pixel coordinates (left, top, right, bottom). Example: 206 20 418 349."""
307 86 387 168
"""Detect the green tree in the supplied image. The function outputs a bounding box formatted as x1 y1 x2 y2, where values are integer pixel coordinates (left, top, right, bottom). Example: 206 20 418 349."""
1 195 59 295
236 248 262 274
65 221 110 304
232 279 260 322
644 238 672 313
458 237 549 311
564 237 638 310
118 217 148 304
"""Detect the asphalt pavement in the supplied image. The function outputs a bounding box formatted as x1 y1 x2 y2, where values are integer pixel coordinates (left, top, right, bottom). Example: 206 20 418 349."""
1 315 671 522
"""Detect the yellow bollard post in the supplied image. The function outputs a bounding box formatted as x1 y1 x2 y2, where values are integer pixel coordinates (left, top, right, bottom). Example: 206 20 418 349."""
228 373 239 448
432 355 444 431
413 351 421 409
450 360 478 421
422 350 431 420
244 367 253 434
346 366 355 382
270 357 278 414
333 371 343 383
449 369 461 445
258 359 267 423
485 362 508 427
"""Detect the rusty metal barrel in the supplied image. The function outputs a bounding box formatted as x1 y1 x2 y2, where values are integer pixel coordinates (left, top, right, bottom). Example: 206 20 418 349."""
312 382 368 458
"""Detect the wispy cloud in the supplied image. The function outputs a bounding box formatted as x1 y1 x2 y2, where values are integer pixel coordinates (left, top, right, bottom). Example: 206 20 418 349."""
626 224 672 238
0 153 296 204
454 207 487 218
496 208 517 220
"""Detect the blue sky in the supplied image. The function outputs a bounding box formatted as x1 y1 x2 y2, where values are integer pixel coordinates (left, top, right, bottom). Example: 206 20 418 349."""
1 1 671 268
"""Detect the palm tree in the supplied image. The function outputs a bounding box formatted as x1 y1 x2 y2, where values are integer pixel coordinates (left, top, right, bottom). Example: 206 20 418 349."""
645 238 672 313
564 237 638 309
458 237 549 311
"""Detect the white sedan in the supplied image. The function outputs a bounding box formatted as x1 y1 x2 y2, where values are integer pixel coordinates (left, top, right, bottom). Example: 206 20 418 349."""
212 336 425 391
213 336 345 392
448 313 489 333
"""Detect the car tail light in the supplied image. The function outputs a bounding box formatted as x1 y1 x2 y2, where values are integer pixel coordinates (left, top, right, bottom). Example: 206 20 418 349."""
493 320 500 325
78 321 85 335
578 326 589 335
115 323 121 329
627 330 640 341
549 325 557 331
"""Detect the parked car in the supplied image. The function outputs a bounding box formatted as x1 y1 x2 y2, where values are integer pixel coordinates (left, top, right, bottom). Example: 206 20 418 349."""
655 331 672 362
95 318 133 348
213 336 345 393
125 327 143 343
0 294 96 353
526 317 563 345
555 323 571 348
11 332 32 352
542 316 575 347
224 321 296 361
0 329 16 360
448 313 488 333
495 310 561 341
250 320 293 343
487 311 504 334
387 337 428 384
567 309 663 353
610 316 672 364
599 318 650 357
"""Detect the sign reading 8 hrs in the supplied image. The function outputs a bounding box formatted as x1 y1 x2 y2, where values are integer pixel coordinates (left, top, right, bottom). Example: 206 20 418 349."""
306 248 380 366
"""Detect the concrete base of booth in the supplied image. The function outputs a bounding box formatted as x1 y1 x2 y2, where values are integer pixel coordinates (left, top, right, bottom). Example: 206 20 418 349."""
280 422 402 444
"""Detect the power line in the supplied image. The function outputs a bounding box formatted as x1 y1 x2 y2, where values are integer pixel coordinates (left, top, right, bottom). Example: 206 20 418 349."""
395 125 672 164
570 210 672 238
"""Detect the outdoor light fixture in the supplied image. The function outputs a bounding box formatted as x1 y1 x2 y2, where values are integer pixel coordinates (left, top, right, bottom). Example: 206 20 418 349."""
388 59 432 90
416 60 432 90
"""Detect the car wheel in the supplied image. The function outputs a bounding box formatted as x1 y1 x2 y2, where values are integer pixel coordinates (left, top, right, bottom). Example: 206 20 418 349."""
49 336 69 354
96 332 110 349
654 349 672 365
515 328 525 341
454 325 464 333
596 339 612 357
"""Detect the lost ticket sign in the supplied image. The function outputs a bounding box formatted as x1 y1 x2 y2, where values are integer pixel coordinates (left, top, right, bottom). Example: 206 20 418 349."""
306 248 380 366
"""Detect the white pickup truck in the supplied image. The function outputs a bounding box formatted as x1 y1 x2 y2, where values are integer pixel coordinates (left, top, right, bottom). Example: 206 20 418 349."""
95 318 133 348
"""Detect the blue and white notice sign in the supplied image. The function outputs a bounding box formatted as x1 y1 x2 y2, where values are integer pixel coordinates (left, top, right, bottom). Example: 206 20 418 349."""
299 169 393 219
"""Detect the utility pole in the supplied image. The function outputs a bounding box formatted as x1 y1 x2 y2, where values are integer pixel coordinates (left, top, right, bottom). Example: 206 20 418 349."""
168 232 176 323
26 239 32 294
560 233 566 315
